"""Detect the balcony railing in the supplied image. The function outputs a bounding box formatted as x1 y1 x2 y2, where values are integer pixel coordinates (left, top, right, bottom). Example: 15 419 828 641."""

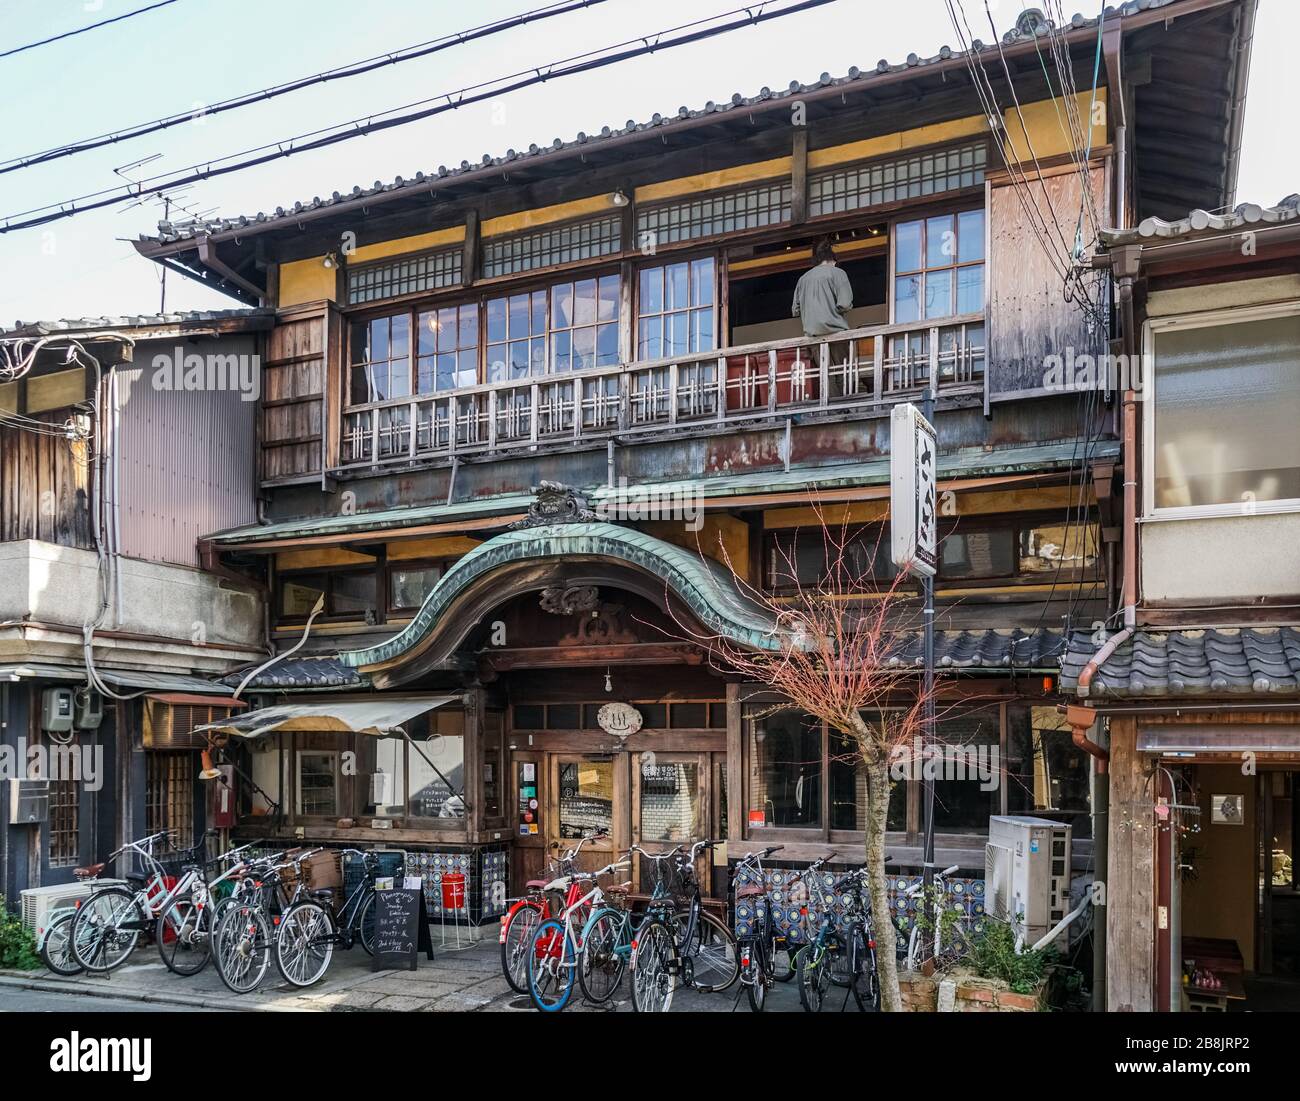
339 313 985 468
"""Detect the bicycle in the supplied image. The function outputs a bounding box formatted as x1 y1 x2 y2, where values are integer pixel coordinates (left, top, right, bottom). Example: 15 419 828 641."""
213 848 324 994
795 862 881 1012
576 845 667 1005
273 848 378 988
664 839 740 995
526 856 630 1012
901 863 974 971
499 829 607 995
731 845 797 1012
68 829 205 973
38 910 83 976
155 840 258 976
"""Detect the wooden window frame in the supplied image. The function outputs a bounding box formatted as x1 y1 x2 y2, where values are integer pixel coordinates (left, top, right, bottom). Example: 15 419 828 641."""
385 557 453 615
275 564 383 625
889 205 986 325
633 253 720 363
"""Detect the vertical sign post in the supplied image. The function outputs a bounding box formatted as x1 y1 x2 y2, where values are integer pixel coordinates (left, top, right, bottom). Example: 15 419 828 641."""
890 398 938 919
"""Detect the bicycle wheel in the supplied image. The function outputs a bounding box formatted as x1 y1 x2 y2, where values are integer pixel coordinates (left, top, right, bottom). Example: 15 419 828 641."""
677 909 739 993
851 929 880 1011
500 903 543 995
275 900 335 987
745 943 769 1012
631 919 676 1013
156 896 212 976
71 887 142 972
797 943 832 1012
214 905 272 994
577 909 626 1004
39 912 83 976
526 918 575 1012
357 892 377 956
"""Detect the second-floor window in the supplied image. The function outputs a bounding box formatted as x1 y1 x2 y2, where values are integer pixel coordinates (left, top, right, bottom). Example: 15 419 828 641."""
892 209 984 322
419 304 479 392
638 257 716 360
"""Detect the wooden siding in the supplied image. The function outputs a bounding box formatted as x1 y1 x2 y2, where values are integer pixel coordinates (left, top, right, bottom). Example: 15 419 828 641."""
988 163 1109 395
1106 716 1155 1011
0 412 92 548
262 315 326 482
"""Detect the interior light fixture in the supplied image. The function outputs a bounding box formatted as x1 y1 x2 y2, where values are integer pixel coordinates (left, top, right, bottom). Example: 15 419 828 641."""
604 667 613 693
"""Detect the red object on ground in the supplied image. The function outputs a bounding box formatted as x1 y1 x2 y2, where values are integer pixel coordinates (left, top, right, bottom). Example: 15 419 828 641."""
441 872 466 910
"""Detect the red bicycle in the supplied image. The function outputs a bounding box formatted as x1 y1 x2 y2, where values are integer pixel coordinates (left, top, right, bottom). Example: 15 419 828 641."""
499 829 607 994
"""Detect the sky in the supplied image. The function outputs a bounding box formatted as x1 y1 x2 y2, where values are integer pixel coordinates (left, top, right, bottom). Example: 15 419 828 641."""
0 0 1293 325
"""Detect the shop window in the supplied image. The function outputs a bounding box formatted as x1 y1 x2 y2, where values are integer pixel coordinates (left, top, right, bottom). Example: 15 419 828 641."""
559 760 614 839
931 714 1000 831
417 303 479 392
892 209 985 323
482 711 504 820
247 740 281 818
367 711 466 820
640 759 701 843
939 529 1016 579
829 726 906 832
746 707 822 829
514 704 544 730
388 562 443 612
296 751 339 817
1007 706 1092 838
1148 306 1300 515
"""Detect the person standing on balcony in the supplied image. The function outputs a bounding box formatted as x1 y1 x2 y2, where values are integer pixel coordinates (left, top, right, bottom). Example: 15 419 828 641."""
793 237 853 338
793 237 853 381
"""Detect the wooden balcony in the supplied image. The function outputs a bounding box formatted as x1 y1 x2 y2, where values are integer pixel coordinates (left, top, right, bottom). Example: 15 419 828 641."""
338 313 985 469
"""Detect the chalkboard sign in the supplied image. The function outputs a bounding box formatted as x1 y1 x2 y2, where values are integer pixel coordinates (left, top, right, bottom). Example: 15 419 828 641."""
371 888 435 971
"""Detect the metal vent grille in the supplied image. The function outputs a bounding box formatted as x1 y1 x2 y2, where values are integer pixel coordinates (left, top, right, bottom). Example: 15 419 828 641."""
482 214 622 278
347 248 463 305
809 142 987 218
637 180 792 247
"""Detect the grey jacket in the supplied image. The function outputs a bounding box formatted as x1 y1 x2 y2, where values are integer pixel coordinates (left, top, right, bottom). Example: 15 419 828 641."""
792 262 853 336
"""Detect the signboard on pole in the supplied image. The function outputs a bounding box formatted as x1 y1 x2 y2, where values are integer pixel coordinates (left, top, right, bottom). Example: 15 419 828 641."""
889 402 938 577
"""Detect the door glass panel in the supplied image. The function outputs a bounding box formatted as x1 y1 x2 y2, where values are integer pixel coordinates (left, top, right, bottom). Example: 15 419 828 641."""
559 760 613 839
745 707 822 829
640 759 701 843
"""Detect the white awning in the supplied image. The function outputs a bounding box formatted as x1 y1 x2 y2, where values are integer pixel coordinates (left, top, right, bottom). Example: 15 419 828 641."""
193 696 456 740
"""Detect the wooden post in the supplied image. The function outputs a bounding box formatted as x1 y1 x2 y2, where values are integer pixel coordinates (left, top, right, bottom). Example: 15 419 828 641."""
462 210 480 288
791 127 809 225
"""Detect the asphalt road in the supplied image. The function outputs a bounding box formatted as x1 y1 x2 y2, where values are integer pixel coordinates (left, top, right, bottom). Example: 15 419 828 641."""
0 989 223 1012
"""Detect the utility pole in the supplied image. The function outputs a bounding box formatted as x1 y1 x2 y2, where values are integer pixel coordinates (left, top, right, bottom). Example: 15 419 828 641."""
920 377 937 902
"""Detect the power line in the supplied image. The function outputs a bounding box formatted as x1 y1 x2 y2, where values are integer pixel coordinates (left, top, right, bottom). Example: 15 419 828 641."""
0 0 181 61
0 0 611 176
0 0 837 235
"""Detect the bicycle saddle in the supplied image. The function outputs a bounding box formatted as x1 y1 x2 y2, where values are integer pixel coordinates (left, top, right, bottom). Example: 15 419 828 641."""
736 883 767 899
74 862 106 879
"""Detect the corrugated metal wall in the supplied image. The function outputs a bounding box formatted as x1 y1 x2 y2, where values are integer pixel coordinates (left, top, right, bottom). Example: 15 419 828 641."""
115 335 259 566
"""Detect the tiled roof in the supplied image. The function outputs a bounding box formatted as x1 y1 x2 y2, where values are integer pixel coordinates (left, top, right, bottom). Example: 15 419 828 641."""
220 656 364 691
1099 194 1300 247
1061 627 1300 698
139 1 1185 246
888 628 1065 670
1 308 273 337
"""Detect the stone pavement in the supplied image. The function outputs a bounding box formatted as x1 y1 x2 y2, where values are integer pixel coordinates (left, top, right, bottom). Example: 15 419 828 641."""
0 928 815 1013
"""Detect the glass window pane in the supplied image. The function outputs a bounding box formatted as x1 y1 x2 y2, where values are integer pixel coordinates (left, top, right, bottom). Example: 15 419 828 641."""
831 725 906 831
931 713 999 830
459 302 478 348
1153 314 1300 508
280 574 326 617
691 257 715 305
349 366 372 406
390 313 410 361
746 707 822 829
640 267 663 314
1020 522 1099 574
486 344 507 384
457 350 478 388
531 291 547 334
370 737 405 814
956 265 984 314
552 283 574 329
667 262 689 311
596 322 620 366
926 214 955 267
390 565 441 609
437 307 457 351
640 760 701 842
924 268 953 319
572 326 596 370
410 732 464 818
1006 706 1091 838
559 760 613 839
486 297 507 343
597 274 621 324
573 279 597 327
509 340 530 377
638 317 662 361
370 318 389 363
436 352 458 390
350 321 371 364
894 275 921 323
939 529 1016 578
331 571 375 616
894 219 922 273
509 294 531 339
296 752 337 817
958 209 985 262
552 331 572 373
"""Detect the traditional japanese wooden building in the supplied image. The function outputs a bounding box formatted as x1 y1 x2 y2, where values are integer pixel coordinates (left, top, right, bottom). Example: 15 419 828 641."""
128 0 1256 933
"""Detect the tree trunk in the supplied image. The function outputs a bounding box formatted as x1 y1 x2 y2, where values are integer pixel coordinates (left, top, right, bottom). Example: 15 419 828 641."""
865 756 902 1012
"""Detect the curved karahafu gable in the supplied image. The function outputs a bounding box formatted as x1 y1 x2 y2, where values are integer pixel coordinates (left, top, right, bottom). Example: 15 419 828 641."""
337 521 784 680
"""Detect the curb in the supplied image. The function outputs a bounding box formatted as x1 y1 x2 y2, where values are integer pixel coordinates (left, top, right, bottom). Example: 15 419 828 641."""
0 972 323 1012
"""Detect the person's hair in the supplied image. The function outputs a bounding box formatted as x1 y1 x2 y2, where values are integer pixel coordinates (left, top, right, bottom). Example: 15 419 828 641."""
813 237 837 263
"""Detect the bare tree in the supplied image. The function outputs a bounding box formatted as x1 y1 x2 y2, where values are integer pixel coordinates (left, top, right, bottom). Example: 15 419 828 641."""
666 505 939 1012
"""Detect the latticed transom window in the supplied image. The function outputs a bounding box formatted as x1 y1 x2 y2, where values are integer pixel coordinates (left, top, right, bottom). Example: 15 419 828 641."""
346 248 462 306
637 182 791 248
809 142 986 218
48 763 79 868
145 752 194 852
482 215 622 278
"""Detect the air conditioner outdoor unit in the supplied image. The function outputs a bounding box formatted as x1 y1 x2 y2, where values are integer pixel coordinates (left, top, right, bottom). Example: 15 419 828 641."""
985 815 1072 945
19 879 127 937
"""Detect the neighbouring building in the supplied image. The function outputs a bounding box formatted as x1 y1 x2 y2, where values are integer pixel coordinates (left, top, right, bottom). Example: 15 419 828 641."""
1063 192 1300 1012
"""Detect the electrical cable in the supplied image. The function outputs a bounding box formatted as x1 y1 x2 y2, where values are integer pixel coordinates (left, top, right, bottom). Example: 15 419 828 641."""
0 0 837 234
0 0 180 61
